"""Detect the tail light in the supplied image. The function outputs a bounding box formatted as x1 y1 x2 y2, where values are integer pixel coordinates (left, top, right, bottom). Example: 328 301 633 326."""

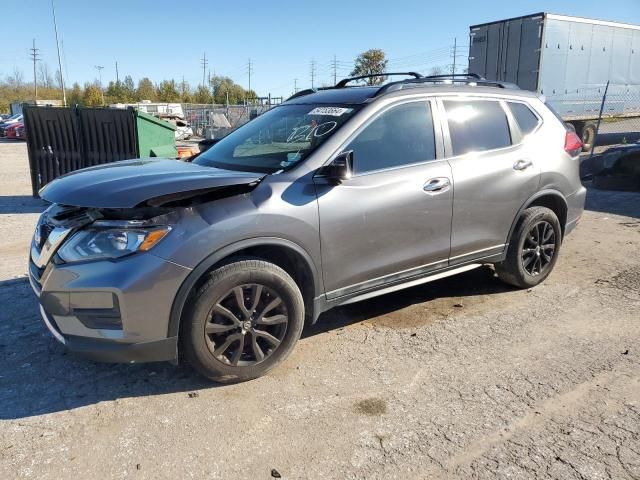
564 131 583 157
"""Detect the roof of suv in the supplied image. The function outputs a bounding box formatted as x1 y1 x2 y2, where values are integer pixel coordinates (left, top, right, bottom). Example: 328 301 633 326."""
284 84 539 106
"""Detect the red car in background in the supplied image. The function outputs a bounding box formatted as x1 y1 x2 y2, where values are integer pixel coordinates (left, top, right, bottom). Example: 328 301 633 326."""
5 122 25 140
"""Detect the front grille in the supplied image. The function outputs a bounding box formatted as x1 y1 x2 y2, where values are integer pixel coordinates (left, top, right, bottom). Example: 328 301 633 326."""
29 260 44 287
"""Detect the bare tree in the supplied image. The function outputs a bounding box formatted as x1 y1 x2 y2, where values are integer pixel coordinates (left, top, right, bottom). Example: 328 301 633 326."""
7 67 25 88
38 63 54 88
55 69 63 89
428 66 445 76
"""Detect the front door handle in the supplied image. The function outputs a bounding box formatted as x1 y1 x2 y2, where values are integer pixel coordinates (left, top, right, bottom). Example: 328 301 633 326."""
423 177 451 194
513 159 533 171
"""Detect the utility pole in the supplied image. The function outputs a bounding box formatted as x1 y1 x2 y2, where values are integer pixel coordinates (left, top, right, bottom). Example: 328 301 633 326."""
310 60 316 89
201 52 208 88
247 58 253 95
293 78 298 94
51 0 67 106
29 39 40 102
332 55 337 85
451 37 457 78
115 61 119 83
94 65 104 105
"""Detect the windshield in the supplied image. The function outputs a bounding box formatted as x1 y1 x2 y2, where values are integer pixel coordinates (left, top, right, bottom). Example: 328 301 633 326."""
194 104 360 173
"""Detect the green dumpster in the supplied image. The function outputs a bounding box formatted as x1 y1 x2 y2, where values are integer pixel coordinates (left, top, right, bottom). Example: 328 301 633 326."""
134 110 177 158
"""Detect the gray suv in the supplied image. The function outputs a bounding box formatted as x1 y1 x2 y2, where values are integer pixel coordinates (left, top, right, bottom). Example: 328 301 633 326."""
29 73 586 382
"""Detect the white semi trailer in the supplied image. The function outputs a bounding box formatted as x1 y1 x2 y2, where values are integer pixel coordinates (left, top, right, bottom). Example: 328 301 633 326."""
469 13 640 150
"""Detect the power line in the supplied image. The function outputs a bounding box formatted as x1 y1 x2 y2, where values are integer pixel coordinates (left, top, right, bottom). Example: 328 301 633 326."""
450 37 469 77
247 58 253 93
201 52 208 88
29 39 40 101
331 55 338 85
94 65 104 104
51 0 66 106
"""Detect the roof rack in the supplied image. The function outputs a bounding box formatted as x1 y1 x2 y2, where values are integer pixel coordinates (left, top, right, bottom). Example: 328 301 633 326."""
284 72 519 102
287 88 320 101
334 72 422 88
375 74 520 96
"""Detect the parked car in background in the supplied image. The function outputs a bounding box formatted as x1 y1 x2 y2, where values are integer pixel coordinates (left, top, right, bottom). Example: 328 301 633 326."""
5 122 25 140
0 114 23 137
15 123 26 140
29 73 585 383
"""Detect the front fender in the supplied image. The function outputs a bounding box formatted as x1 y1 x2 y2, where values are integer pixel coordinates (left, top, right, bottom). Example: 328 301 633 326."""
166 236 322 338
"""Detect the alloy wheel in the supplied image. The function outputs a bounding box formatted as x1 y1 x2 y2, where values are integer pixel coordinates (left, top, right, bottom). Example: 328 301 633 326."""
521 220 556 276
204 284 288 367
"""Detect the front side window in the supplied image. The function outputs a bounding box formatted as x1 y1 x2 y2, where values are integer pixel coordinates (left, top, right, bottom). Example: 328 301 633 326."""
346 102 436 174
195 104 360 173
443 99 512 156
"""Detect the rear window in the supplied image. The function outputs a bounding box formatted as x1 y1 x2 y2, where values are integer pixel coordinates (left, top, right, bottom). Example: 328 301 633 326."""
508 102 540 135
443 100 512 156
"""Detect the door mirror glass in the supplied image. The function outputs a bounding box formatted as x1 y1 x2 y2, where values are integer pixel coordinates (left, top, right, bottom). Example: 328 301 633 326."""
317 151 353 183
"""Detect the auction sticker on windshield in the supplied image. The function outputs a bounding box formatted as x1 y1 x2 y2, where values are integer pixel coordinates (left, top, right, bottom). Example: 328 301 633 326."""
308 107 353 116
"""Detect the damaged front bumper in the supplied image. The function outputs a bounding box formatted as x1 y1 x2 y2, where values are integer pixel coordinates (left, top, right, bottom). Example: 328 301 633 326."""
30 251 190 363
29 205 192 364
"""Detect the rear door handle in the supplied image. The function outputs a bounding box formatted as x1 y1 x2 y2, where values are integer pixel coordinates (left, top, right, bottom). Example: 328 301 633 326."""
423 177 451 194
513 159 533 171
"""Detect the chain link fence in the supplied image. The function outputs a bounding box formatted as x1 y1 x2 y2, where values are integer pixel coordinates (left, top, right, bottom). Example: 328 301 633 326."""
183 98 284 139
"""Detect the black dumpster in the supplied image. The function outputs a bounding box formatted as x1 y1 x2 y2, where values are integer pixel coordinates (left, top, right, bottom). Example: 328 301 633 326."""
23 105 176 197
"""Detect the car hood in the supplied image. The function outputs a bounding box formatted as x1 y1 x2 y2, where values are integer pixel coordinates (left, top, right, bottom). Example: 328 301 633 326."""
40 158 265 208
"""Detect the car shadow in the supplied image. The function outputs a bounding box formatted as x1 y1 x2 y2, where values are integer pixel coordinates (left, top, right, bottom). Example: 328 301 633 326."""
305 265 514 337
0 277 213 420
0 195 48 214
0 266 514 420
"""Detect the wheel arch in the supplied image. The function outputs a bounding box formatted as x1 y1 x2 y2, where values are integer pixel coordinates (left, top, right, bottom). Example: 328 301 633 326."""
167 237 322 339
506 190 569 247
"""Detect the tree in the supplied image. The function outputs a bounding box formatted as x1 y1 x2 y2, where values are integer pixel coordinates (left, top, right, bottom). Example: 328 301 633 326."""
136 77 156 101
68 82 83 106
105 80 125 103
428 65 445 76
210 76 253 105
38 63 54 89
350 49 388 85
193 84 212 104
82 82 103 106
157 79 180 102
122 75 135 101
7 68 25 89
179 79 192 103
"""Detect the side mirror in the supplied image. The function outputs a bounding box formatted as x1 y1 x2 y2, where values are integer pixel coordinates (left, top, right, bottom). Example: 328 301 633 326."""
316 151 353 184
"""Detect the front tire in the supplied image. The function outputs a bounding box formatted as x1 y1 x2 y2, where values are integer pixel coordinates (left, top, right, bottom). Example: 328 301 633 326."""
181 258 305 383
495 207 562 289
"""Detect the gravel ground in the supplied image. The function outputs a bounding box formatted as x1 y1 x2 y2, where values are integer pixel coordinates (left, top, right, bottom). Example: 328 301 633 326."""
0 140 639 479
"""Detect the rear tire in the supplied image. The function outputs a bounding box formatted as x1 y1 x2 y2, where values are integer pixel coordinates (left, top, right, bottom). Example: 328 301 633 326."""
495 207 562 289
580 122 597 152
181 258 305 383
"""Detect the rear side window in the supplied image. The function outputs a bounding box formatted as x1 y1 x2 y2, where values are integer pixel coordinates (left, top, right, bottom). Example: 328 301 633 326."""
347 101 436 174
508 102 540 135
443 100 512 156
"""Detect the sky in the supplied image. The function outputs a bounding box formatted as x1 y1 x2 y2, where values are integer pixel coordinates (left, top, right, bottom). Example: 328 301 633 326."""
2 0 640 99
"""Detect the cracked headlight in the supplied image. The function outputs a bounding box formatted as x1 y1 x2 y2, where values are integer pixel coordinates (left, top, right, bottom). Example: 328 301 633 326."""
57 227 171 263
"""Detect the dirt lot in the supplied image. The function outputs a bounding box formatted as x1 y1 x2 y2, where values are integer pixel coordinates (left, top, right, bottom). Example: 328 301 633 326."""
0 139 639 479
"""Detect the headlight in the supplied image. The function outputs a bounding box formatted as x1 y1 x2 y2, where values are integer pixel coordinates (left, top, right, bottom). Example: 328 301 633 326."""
57 227 171 263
